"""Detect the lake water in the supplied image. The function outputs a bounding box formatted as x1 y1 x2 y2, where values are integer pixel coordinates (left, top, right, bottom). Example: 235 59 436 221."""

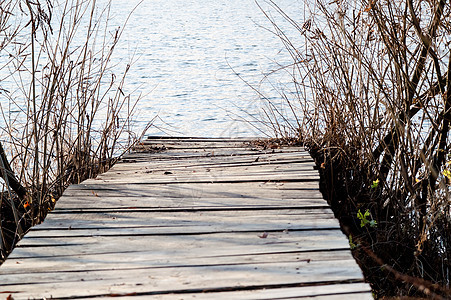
0 0 305 138
105 0 304 137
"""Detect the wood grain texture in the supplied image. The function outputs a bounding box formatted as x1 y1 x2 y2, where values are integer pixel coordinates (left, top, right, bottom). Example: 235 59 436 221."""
0 137 371 299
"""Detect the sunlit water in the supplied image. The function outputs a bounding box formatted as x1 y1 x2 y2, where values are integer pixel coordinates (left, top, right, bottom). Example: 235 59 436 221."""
0 0 305 138
104 0 304 137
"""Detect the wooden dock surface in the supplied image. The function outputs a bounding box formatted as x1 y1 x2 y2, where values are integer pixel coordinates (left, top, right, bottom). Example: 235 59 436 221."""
0 137 372 299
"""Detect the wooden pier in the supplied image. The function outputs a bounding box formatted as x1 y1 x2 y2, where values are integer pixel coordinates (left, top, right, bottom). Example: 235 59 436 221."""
0 137 372 299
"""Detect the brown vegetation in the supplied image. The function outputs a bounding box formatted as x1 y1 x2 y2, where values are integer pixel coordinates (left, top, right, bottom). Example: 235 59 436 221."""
0 0 148 261
259 0 450 298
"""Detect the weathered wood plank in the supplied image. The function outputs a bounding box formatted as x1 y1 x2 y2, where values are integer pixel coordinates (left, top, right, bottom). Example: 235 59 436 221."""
136 140 303 152
104 166 318 182
24 225 340 238
138 141 252 150
52 204 330 213
0 284 372 300
112 159 316 175
125 148 306 161
92 173 320 184
5 250 354 274
0 260 363 286
63 181 323 199
114 158 315 169
26 218 340 236
123 150 312 161
110 161 317 175
145 136 261 142
128 149 310 158
102 175 319 186
15 230 350 256
52 198 329 210
115 283 372 300
31 208 339 234
0 261 366 299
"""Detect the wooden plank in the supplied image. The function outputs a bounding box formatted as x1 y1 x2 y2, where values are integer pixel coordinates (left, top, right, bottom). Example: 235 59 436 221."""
91 174 319 185
139 137 283 151
5 250 354 274
52 197 329 210
96 157 321 183
137 140 302 151
112 159 316 174
52 203 330 212
35 208 338 232
113 283 372 300
24 224 339 237
130 147 306 156
107 167 318 178
123 150 312 161
0 284 372 300
125 148 306 161
0 260 363 285
0 261 365 299
145 136 261 142
25 216 340 236
110 160 316 174
16 230 349 255
137 141 252 150
63 181 323 198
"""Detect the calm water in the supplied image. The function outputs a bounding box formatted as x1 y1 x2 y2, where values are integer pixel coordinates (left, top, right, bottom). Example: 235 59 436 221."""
105 0 304 137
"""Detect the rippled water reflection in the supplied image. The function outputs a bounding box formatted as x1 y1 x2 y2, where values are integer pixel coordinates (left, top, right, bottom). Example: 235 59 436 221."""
107 0 303 137
0 0 304 138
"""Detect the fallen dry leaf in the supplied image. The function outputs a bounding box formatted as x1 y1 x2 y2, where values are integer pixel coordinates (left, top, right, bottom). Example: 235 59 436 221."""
258 232 268 238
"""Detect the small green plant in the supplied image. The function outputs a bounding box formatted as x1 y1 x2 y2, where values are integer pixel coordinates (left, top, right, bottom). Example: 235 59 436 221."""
443 158 451 181
371 179 380 189
349 235 358 250
357 209 377 228
443 169 451 181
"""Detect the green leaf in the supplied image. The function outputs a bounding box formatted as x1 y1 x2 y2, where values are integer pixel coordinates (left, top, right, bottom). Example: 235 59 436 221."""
349 235 358 249
357 209 367 227
371 179 379 189
357 209 376 228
